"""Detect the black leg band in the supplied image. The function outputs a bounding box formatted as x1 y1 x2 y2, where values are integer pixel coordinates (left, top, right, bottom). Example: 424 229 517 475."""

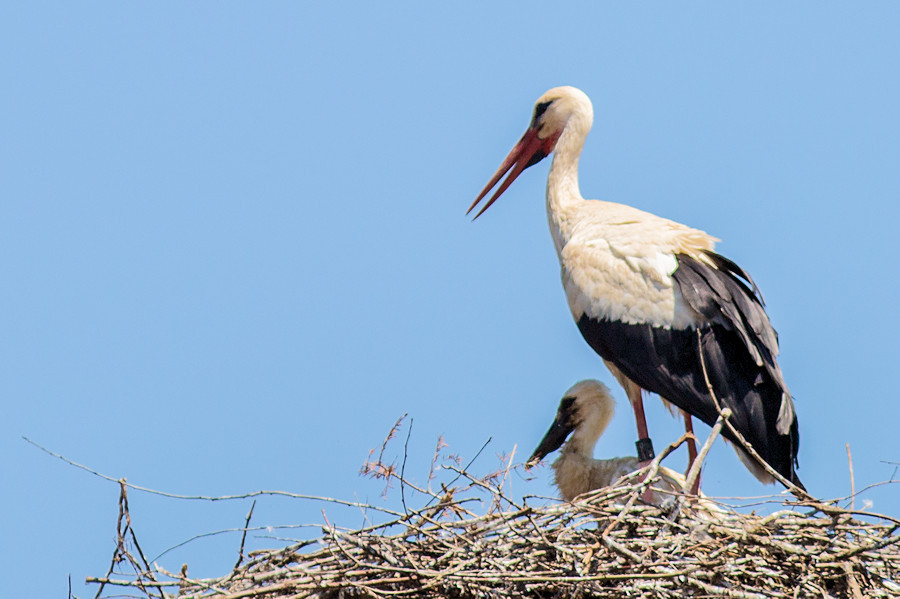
636 437 655 462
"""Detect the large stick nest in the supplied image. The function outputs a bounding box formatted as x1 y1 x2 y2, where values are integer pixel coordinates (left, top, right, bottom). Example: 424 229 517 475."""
87 445 900 599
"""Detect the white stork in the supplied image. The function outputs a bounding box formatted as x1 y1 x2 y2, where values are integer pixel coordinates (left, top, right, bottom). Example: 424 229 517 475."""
526 379 720 510
469 86 802 489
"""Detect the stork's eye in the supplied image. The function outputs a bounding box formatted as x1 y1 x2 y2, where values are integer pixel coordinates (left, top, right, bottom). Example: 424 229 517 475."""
558 395 576 418
532 101 552 124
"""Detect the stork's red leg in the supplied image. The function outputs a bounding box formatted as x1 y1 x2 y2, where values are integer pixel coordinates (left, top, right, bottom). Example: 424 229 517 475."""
620 382 658 504
683 411 698 465
632 391 650 440
623 383 655 466
683 411 701 495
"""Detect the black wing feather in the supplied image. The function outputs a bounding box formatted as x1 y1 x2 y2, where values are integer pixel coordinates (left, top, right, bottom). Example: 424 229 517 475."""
575 251 801 488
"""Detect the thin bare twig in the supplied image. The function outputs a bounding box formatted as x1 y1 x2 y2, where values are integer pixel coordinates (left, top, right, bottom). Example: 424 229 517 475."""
233 500 256 570
428 435 448 493
847 443 856 511
25 436 404 517
400 418 412 515
682 407 730 494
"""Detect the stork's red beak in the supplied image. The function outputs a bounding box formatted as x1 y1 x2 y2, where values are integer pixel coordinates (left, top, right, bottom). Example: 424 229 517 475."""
467 127 558 219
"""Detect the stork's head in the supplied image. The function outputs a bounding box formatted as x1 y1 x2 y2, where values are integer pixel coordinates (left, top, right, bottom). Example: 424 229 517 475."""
525 379 615 469
468 86 594 219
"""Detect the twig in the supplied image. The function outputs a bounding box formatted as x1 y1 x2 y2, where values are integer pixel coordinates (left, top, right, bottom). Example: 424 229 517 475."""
443 464 524 512
93 479 126 599
400 418 412 515
422 437 492 509
121 481 157 586
682 407 731 494
151 524 321 563
847 443 855 511
233 500 256 570
427 435 447 494
24 436 404 517
496 444 517 498
85 577 180 588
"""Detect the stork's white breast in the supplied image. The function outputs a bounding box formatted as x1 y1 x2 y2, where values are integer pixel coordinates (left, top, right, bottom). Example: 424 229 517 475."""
557 202 717 329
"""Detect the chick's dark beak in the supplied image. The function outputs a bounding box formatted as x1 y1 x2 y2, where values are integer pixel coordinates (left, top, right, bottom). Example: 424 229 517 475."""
525 414 575 470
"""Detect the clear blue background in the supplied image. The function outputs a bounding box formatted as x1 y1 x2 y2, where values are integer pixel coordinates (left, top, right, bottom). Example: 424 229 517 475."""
3 3 898 597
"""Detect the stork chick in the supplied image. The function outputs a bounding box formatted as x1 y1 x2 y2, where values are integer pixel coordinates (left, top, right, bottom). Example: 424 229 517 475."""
527 380 691 505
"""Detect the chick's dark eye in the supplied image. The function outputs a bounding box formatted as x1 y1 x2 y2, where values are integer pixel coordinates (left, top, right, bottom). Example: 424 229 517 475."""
533 101 552 123
558 395 576 418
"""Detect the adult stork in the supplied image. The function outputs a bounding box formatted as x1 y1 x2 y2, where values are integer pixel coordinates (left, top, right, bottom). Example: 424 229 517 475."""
468 86 802 489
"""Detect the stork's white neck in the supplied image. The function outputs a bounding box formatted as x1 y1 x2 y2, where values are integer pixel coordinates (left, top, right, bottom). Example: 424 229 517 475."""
546 111 591 257
562 394 614 460
562 426 600 459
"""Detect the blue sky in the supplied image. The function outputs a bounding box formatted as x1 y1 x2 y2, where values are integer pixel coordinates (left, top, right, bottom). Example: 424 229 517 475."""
3 3 899 597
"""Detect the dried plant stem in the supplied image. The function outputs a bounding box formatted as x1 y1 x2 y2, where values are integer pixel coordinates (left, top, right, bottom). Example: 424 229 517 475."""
847 443 856 511
233 500 257 570
682 407 730 494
